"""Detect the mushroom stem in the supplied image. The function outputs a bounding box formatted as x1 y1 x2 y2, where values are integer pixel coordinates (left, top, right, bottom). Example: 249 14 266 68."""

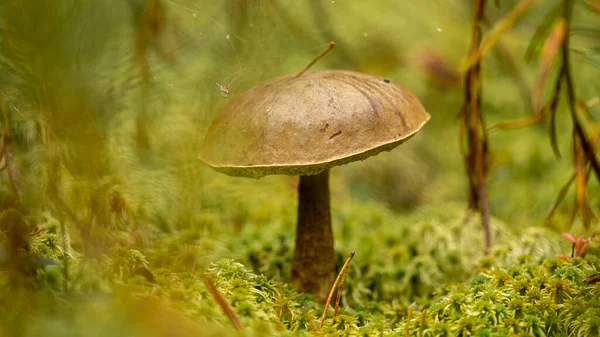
291 169 335 302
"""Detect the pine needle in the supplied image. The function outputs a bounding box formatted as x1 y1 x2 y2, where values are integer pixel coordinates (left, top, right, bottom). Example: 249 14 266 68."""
332 251 353 325
319 251 355 329
296 41 335 78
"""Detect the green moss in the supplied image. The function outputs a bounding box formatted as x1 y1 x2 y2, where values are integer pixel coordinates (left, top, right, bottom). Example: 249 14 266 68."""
401 256 600 337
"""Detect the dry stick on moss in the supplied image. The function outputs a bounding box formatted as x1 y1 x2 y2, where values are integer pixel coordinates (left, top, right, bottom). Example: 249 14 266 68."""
203 274 244 330
332 251 354 325
319 251 355 329
296 41 335 78
405 308 412 337
460 0 491 254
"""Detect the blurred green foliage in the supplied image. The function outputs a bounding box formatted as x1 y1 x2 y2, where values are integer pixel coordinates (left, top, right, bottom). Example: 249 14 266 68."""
1 0 600 336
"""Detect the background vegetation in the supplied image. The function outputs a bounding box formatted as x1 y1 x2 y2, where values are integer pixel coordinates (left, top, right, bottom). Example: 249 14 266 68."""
1 0 599 336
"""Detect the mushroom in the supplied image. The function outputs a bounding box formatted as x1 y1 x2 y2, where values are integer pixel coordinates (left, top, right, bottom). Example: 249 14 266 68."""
199 70 430 301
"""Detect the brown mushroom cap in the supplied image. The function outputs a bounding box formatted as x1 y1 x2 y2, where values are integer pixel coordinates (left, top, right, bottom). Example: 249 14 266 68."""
199 70 430 178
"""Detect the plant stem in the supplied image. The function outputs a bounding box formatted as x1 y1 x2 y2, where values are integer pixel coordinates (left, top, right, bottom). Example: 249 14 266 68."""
462 0 491 254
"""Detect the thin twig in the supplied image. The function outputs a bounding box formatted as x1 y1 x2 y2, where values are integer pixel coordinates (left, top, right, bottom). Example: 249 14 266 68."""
332 251 353 325
296 41 335 78
319 251 355 329
203 274 244 330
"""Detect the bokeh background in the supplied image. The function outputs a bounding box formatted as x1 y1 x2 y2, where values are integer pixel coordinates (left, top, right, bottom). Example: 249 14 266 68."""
0 0 599 336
